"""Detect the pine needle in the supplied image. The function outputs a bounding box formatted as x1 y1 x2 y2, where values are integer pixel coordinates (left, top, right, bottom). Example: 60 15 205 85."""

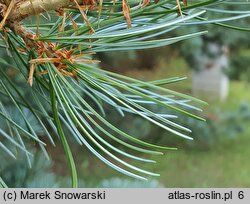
73 0 95 33
98 0 103 26
27 63 36 86
110 0 116 15
122 0 131 28
176 0 183 16
142 0 151 9
36 15 40 36
0 0 15 30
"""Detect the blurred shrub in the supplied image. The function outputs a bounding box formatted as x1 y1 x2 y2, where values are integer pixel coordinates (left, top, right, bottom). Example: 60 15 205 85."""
0 151 60 187
98 47 172 73
1 148 161 187
229 49 250 82
0 106 45 135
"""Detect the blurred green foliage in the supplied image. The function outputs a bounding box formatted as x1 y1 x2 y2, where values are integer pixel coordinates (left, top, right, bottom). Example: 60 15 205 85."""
1 151 58 187
229 49 250 81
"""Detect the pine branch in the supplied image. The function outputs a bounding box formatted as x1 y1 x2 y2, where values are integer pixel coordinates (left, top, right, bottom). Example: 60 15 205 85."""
2 0 91 21
0 0 249 184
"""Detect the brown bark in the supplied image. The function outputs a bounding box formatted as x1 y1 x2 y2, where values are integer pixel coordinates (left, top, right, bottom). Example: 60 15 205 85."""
2 0 85 22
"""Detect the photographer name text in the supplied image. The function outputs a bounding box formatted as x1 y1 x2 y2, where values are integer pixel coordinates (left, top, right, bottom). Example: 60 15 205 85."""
3 190 106 201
